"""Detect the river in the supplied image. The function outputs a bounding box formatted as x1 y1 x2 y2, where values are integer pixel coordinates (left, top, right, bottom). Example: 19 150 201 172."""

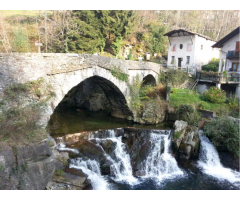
48 107 240 190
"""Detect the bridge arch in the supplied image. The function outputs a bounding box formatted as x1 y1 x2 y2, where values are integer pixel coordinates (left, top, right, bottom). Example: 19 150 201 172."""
142 74 157 87
54 75 133 119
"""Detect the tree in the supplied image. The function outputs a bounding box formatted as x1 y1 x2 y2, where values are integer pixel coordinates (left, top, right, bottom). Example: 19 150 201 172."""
146 22 168 54
66 10 106 53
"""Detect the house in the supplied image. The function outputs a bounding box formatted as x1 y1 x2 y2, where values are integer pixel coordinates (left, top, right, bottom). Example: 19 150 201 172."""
212 26 239 74
212 26 240 98
164 29 219 74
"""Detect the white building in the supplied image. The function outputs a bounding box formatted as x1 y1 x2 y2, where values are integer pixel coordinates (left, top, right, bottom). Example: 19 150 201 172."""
164 29 219 74
212 26 240 98
212 26 239 73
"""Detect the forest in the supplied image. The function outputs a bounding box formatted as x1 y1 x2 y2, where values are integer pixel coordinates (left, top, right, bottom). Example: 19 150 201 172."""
0 10 239 58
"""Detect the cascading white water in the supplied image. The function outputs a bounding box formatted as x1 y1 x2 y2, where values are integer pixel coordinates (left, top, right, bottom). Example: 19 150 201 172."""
198 131 240 186
142 130 184 181
56 137 79 154
69 158 109 190
89 130 138 185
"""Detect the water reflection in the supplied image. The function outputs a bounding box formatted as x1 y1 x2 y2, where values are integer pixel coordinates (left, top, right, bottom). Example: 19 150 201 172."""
48 107 173 137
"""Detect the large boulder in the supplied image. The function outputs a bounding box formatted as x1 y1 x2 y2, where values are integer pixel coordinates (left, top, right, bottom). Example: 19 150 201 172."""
137 99 166 124
0 140 61 190
172 120 200 160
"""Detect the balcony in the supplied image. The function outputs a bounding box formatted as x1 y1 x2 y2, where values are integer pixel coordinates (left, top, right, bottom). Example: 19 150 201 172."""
196 72 240 84
227 50 239 60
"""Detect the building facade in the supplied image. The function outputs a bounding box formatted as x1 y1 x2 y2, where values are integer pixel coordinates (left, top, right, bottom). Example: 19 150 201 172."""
212 26 240 98
164 29 219 74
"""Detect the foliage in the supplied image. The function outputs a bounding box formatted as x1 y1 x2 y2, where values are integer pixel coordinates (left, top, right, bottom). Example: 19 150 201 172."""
65 10 136 54
144 22 168 54
159 69 188 87
110 66 128 82
227 93 240 118
12 28 31 52
111 34 123 56
66 11 106 53
203 117 239 157
177 104 202 126
128 74 144 111
228 93 239 111
204 87 226 103
140 83 166 100
201 58 221 72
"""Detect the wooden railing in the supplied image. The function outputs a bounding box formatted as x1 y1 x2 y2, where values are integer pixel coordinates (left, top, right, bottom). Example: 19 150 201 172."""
196 72 240 83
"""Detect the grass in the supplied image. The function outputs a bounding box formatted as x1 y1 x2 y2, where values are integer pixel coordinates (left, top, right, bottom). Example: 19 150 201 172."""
169 88 228 112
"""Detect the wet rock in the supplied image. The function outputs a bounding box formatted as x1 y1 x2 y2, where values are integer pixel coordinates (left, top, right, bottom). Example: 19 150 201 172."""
139 100 166 124
172 120 188 150
172 121 200 161
218 150 239 171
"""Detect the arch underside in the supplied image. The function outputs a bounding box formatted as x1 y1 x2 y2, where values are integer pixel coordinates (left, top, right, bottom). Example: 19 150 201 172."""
57 75 133 119
142 74 157 87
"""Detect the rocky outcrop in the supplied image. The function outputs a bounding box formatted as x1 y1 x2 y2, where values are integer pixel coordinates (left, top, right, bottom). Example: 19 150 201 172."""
172 120 200 160
0 140 61 190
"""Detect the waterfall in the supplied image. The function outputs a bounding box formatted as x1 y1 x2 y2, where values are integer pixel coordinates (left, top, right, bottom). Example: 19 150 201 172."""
69 158 109 190
142 130 184 181
89 129 138 185
56 137 79 154
198 131 240 186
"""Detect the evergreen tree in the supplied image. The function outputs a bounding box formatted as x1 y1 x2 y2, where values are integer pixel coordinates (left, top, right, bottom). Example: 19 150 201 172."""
67 10 105 53
145 22 168 54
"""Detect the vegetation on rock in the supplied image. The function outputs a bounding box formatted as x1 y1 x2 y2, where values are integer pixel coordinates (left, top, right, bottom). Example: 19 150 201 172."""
110 66 128 82
0 78 55 145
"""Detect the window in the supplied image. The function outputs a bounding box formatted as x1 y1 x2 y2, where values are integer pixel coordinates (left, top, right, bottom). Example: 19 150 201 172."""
186 56 190 64
201 45 203 50
180 44 183 49
231 62 240 72
171 56 175 64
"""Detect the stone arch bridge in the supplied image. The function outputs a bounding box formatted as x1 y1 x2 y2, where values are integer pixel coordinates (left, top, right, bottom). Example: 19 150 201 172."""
0 53 161 121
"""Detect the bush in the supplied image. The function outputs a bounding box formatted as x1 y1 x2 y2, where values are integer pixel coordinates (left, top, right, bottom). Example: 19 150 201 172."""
204 87 226 103
201 58 221 72
203 117 239 157
159 69 188 87
202 64 218 72
177 104 202 126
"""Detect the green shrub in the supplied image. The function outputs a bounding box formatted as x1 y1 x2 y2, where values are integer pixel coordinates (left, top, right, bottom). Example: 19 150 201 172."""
203 117 239 157
201 58 221 72
204 87 226 103
159 69 188 87
177 104 202 126
201 64 218 72
228 93 239 111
